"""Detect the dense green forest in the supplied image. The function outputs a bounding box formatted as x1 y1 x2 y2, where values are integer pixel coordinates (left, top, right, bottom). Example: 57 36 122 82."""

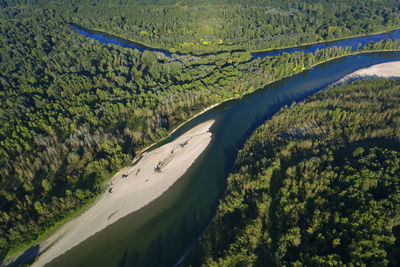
51 0 400 53
1 0 400 260
186 79 400 266
2 0 400 53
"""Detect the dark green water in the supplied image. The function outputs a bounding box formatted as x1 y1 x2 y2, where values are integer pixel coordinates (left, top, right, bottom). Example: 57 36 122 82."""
47 52 400 267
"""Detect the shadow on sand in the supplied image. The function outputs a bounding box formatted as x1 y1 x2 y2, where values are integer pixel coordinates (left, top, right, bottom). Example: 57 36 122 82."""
3 245 39 267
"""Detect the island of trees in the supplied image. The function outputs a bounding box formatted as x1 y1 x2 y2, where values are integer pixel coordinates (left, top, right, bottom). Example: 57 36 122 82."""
1 0 400 260
65 0 400 53
186 79 400 266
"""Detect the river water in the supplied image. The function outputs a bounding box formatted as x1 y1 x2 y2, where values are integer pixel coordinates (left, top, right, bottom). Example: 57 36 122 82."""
253 29 400 58
47 28 400 267
72 24 400 58
72 25 174 56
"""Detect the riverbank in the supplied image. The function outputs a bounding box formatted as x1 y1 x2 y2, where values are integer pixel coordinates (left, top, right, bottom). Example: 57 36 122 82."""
7 120 214 267
2 99 222 264
176 58 400 266
333 61 400 85
74 24 400 56
124 54 400 169
133 102 222 159
4 48 400 267
2 95 229 265
249 26 400 54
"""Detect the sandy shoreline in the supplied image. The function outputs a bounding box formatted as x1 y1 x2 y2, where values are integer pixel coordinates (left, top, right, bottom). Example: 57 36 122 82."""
5 59 400 267
333 61 400 86
25 120 215 267
133 102 221 158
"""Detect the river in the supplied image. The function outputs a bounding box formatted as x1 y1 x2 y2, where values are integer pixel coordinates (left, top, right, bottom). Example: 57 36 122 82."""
45 28 400 267
72 24 400 58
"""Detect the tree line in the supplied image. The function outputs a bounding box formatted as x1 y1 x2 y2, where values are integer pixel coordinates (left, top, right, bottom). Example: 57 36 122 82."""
186 79 400 266
52 0 400 53
1 0 400 259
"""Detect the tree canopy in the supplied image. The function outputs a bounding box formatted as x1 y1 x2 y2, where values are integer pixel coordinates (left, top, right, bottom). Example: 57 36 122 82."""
3 0 400 53
1 0 400 260
187 79 400 266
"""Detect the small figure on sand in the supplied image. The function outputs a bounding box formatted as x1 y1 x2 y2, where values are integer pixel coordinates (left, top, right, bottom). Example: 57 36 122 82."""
108 188 113 193
180 140 188 148
154 162 162 173
136 168 140 175
145 179 149 182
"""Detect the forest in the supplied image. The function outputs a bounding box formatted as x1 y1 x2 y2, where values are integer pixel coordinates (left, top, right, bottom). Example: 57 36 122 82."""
1 0 400 260
53 0 400 53
186 79 400 266
2 0 400 53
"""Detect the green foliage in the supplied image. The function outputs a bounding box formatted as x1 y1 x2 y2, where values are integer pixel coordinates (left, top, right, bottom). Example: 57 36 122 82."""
64 0 400 53
1 0 400 259
187 79 400 266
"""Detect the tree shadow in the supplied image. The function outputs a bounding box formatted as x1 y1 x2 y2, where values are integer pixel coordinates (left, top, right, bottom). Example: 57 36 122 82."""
6 245 40 267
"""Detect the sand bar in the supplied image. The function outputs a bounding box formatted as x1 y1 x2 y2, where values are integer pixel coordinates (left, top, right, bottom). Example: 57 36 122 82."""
333 61 400 86
25 120 215 267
